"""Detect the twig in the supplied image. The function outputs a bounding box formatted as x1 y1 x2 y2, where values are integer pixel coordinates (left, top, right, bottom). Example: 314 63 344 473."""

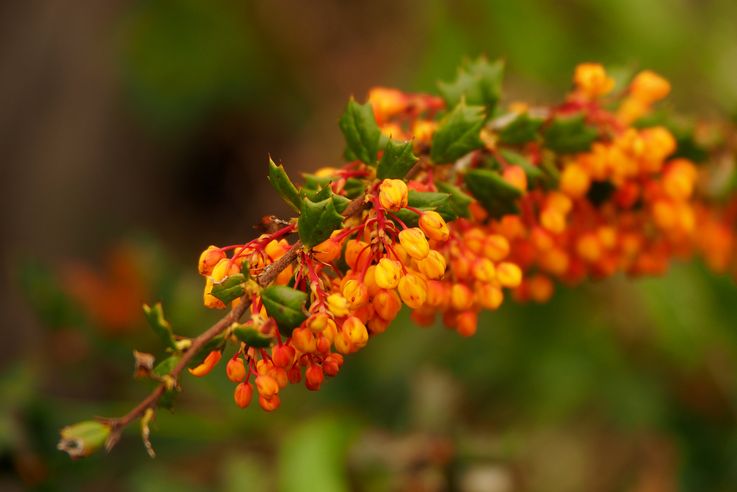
102 191 370 452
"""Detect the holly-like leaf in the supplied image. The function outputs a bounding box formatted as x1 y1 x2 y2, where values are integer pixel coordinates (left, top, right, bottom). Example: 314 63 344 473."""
543 113 599 154
393 190 457 227
339 98 381 165
152 355 180 410
438 57 504 116
377 139 418 179
498 112 543 145
430 100 485 163
232 323 274 348
268 158 303 213
464 168 522 219
298 195 344 248
211 273 248 304
302 173 334 190
142 303 177 350
261 285 308 336
435 181 472 218
344 178 365 199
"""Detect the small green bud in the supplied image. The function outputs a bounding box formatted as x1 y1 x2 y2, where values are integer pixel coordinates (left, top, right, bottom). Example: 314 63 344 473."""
57 420 111 459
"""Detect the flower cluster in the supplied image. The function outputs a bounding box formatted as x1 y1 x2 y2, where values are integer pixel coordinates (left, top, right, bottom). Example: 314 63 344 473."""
59 59 737 459
190 61 737 412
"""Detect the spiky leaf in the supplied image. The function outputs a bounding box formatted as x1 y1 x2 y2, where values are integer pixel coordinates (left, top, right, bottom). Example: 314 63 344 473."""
438 57 504 116
430 100 485 163
498 112 543 145
261 285 308 336
543 113 599 154
142 303 177 350
464 168 522 218
377 139 418 179
211 273 248 304
268 158 303 212
298 196 344 248
339 98 381 165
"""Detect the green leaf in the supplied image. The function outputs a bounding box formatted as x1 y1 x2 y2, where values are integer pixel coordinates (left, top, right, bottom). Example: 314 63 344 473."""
339 98 380 165
543 113 599 154
498 112 543 145
464 168 522 219
343 178 365 199
152 355 180 378
302 173 334 190
232 323 274 348
211 273 247 304
393 190 457 227
298 196 344 248
435 181 472 218
142 303 177 350
268 158 303 213
430 100 485 163
438 57 504 116
377 139 418 179
261 285 308 336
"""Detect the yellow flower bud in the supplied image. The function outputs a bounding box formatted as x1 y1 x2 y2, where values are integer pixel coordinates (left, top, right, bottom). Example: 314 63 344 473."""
416 250 447 279
372 289 402 321
418 211 450 241
574 63 615 98
378 179 408 211
198 245 225 276
342 279 369 308
342 316 369 349
398 227 430 260
188 350 222 377
483 235 510 261
630 70 671 104
326 293 350 317
473 258 496 282
374 258 402 289
476 283 504 310
397 273 427 309
560 163 590 198
451 283 474 311
496 262 522 288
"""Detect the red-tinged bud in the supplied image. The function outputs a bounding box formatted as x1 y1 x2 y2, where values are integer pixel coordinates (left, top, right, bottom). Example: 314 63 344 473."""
272 344 296 369
379 179 408 211
334 331 353 355
419 211 450 242
411 309 435 327
374 258 402 289
259 394 280 412
323 360 340 377
540 207 566 234
372 289 402 321
188 350 222 377
369 87 407 122
464 228 485 253
483 235 510 261
291 327 317 353
345 239 371 271
397 273 427 309
342 316 369 349
456 311 478 337
256 358 273 375
305 364 324 391
255 374 279 398
271 367 289 389
307 312 329 332
343 279 369 308
476 283 504 310
313 231 344 263
368 316 390 334
316 334 331 354
398 228 430 260
234 382 253 409
363 265 381 297
198 246 225 276
226 357 247 383
287 365 302 384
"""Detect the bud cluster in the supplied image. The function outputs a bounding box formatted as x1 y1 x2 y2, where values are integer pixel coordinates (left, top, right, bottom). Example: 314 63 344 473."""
192 62 737 412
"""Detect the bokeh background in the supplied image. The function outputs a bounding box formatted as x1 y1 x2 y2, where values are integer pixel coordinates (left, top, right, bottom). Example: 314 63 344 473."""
2 0 737 491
